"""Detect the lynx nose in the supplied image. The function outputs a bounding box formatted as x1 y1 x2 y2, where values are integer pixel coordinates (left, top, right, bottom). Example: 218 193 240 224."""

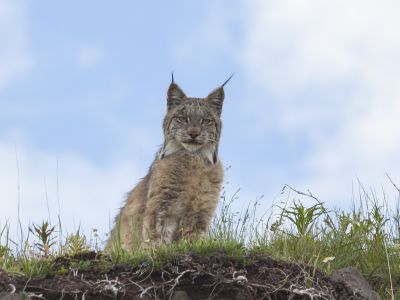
187 127 200 139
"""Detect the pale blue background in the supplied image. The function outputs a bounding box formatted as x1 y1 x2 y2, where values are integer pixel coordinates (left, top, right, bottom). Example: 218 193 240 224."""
1 0 400 244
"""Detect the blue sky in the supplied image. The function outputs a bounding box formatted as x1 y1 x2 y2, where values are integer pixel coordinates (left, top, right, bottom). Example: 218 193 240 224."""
2 0 400 244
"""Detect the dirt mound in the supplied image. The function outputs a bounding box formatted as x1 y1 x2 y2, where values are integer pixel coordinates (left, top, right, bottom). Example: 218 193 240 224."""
0 251 376 299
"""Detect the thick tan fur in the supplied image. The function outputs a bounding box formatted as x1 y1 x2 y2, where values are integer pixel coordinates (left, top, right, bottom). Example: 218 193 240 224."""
106 79 226 251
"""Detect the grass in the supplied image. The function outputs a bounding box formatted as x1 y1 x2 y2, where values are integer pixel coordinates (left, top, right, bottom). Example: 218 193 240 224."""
1 180 400 299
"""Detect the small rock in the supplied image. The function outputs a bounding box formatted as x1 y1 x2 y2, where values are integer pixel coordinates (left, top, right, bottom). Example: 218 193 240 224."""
332 267 381 300
171 290 191 300
0 293 25 300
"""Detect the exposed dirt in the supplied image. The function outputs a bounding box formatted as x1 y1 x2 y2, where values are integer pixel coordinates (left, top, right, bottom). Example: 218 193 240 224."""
0 251 371 299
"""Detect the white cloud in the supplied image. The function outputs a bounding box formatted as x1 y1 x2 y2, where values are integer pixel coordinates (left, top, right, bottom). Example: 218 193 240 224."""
172 2 240 67
0 0 33 90
0 141 141 245
242 0 400 90
238 0 400 206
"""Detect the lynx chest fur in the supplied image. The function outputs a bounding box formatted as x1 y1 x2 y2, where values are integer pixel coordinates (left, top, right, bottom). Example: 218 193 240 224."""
106 76 230 251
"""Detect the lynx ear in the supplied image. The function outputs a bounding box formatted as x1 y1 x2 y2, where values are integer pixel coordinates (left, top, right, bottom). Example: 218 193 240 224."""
167 82 186 110
207 87 224 116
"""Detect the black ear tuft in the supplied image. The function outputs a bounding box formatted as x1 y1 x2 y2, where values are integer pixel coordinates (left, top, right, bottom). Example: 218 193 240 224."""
221 74 234 87
207 87 224 116
167 82 186 110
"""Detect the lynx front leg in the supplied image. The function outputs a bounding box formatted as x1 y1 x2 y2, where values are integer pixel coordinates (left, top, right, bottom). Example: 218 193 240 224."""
142 192 181 245
177 228 207 243
141 215 158 243
178 216 209 242
181 203 218 242
141 212 165 246
142 214 178 244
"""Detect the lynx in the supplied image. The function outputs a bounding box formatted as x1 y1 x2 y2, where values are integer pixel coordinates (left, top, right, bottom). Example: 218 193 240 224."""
106 76 231 251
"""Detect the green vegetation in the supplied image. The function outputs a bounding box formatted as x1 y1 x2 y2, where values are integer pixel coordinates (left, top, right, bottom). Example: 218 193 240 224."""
1 180 399 299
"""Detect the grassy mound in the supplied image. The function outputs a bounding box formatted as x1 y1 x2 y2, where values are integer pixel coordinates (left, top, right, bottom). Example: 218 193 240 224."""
1 249 359 299
1 182 399 299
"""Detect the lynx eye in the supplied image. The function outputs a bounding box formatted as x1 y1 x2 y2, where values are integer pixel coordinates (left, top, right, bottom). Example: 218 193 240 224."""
201 118 213 125
176 116 188 123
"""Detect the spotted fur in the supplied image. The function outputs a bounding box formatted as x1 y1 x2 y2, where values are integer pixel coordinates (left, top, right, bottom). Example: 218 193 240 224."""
106 80 226 250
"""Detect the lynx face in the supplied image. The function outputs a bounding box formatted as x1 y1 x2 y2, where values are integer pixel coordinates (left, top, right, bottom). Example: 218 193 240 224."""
161 82 225 164
170 102 218 151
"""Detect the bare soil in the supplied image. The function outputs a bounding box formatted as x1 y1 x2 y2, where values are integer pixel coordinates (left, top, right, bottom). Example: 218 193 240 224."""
0 251 369 299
